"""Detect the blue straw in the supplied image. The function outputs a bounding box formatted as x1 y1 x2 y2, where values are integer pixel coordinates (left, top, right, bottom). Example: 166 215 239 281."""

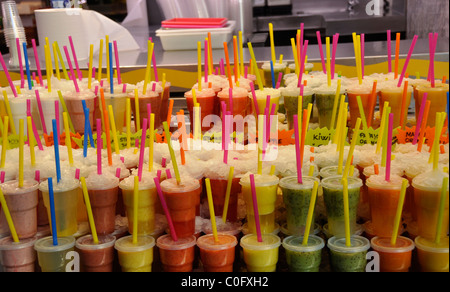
83 108 88 158
22 43 32 90
48 177 58 246
270 60 276 88
109 42 114 95
52 120 61 183
82 100 95 148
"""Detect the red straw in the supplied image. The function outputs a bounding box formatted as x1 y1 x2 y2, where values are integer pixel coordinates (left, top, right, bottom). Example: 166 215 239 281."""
138 118 148 181
0 52 18 97
293 115 303 184
413 93 428 145
385 113 394 182
299 23 304 60
250 82 260 116
387 30 392 73
68 36 82 81
31 39 43 87
249 174 263 242
96 119 102 175
63 46 80 92
113 41 122 84
316 31 326 74
397 35 418 87
35 90 47 134
154 177 178 241
223 113 229 164
15 38 25 88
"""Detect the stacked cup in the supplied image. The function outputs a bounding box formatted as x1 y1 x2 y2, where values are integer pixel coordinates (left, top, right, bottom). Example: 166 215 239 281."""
1 0 28 69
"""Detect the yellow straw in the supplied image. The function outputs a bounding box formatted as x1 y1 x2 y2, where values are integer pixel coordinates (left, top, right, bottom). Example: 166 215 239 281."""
247 43 264 90
352 33 362 85
80 177 99 244
126 98 131 148
330 80 342 131
342 178 351 247
435 177 449 244
391 179 409 246
58 91 75 134
258 115 264 174
205 178 219 242
222 167 235 224
356 96 368 131
332 96 346 145
52 43 60 80
192 89 200 140
133 175 139 244
18 119 24 188
302 181 319 246
291 38 300 77
88 44 94 89
108 105 120 155
2 91 16 135
143 41 154 94
356 35 363 84
343 118 361 179
305 103 313 132
134 88 141 132
349 165 355 177
326 37 331 87
63 112 74 166
279 54 284 64
27 117 35 167
197 41 203 91
308 165 315 177
269 23 276 64
1 117 8 168
376 102 390 154
148 113 155 172
98 39 103 82
54 41 69 80
163 122 181 184
338 125 347 175
270 165 276 176
0 188 19 243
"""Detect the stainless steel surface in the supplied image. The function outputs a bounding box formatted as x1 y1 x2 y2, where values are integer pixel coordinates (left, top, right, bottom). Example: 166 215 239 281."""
229 0 254 40
255 14 325 32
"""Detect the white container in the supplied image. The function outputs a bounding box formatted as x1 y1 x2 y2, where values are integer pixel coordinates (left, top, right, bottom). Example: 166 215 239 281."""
156 21 235 51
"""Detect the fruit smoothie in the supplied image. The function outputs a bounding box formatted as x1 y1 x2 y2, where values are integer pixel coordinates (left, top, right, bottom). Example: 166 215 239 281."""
114 235 155 272
347 82 377 129
64 90 96 134
366 174 408 238
30 90 64 135
321 176 363 238
379 82 413 129
39 177 81 237
414 236 449 272
75 234 116 272
0 236 38 272
240 233 281 272
119 173 157 236
281 85 315 130
156 234 196 272
327 235 370 272
217 87 250 119
370 236 415 272
282 235 325 272
85 172 120 235
412 170 449 240
414 82 449 128
0 180 39 240
280 176 320 236
314 85 346 129
197 234 237 272
129 90 162 130
239 174 280 234
160 177 201 238
159 81 172 124
208 176 241 223
34 236 76 272
249 88 281 118
193 77 227 116
185 88 216 133
262 61 287 88
101 92 127 133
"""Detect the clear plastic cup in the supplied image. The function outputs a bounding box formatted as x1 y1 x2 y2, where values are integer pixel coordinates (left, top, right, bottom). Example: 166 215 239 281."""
414 236 449 272
282 235 325 272
249 88 281 118
197 233 238 272
262 62 287 88
75 234 116 272
319 165 361 179
327 235 370 272
281 86 315 130
34 236 76 272
114 235 155 272
156 234 197 272
63 90 96 134
370 236 415 272
0 236 38 272
379 83 413 129
240 233 281 272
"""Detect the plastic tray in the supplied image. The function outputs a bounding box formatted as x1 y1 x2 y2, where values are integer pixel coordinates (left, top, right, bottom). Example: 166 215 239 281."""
161 18 228 28
156 21 236 51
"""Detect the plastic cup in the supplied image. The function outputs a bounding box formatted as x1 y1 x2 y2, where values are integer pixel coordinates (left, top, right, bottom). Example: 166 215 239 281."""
379 83 413 129
208 176 241 223
414 236 449 272
262 62 287 88
8 97 29 134
75 234 116 272
64 90 96 134
114 235 155 272
366 174 409 238
239 174 280 235
282 235 325 272
281 86 315 130
102 92 127 132
160 177 201 238
370 236 415 272
156 234 197 272
315 87 345 129
39 178 81 237
240 233 281 272
119 174 157 236
0 180 39 240
327 235 370 272
34 236 76 272
197 234 238 272
249 88 281 118
185 88 216 132
412 171 449 240
0 236 37 272
159 81 171 124
32 91 64 135
347 85 377 129
280 176 320 236
321 176 363 238
129 90 162 130
414 83 449 128
319 165 361 180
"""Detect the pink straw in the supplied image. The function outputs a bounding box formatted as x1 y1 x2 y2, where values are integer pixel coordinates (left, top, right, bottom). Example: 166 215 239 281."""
299 23 304 60
220 58 225 75
385 113 394 182
276 72 283 89
97 119 102 175
115 168 121 179
316 31 326 74
413 93 428 145
34 170 40 182
0 53 18 97
397 35 418 87
331 33 339 78
430 33 438 87
16 38 25 88
165 168 172 179
297 40 309 88
387 30 392 73
122 83 127 93
244 66 248 79
249 174 263 242
149 38 159 82
1 171 5 184
154 177 178 241
55 100 60 136
223 113 229 164
221 101 227 150
35 90 47 134
113 41 122 84
156 169 162 181
361 34 365 77
229 88 234 114
63 46 80 92
138 118 148 181
31 39 43 87
161 157 167 168
250 82 260 116
205 40 209 83
75 169 80 180
294 115 303 184
68 36 82 81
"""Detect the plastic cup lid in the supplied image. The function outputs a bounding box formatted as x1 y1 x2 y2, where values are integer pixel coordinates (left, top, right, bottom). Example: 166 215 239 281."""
327 235 370 254
0 180 39 194
196 234 238 251
414 236 449 253
75 234 116 251
320 166 360 179
365 174 407 190
160 177 201 193
282 235 325 253
321 175 363 190
34 236 76 253
114 235 155 253
0 236 38 250
279 176 320 190
370 236 415 253
156 234 197 250
239 174 279 187
239 234 281 251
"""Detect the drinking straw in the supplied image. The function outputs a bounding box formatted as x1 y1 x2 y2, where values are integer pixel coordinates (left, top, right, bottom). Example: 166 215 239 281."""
54 101 61 140
332 95 345 145
0 186 19 243
26 100 42 151
330 80 342 131
53 42 69 81
113 41 122 84
297 40 309 88
15 38 25 88
80 177 99 244
148 113 155 172
390 179 409 246
154 177 177 241
326 37 332 87
22 43 32 90
239 31 244 75
233 36 240 84
344 118 362 180
165 169 172 179
300 107 311 164
270 61 276 88
397 35 418 87
207 33 214 76
62 112 74 167
132 176 139 244
96 119 103 176
299 23 304 59
435 177 449 244
331 33 339 78
75 169 80 180
387 30 392 73
105 35 110 84
0 171 4 183
250 82 260 116
290 38 300 78
1 117 8 168
302 180 319 246
386 113 394 182
223 42 233 89
220 58 225 75
399 81 409 129
205 178 219 243
376 102 390 154
249 174 263 242
82 101 95 148
27 117 35 166
247 43 264 90
63 46 79 92
316 31 326 74
31 39 43 87
341 177 352 247
33 91 45 135
47 177 58 245
163 122 181 184
294 115 303 184
0 53 18 97
138 118 148 181
167 99 174 126
107 105 120 156
356 96 368 131
97 39 103 82
57 91 75 134
126 98 131 149
394 33 400 79
134 88 141 132
223 112 229 165
269 23 276 64
87 44 94 89
99 90 112 166
18 120 24 188
433 113 445 171
360 34 365 77
257 115 264 175
68 36 82 81
337 124 347 176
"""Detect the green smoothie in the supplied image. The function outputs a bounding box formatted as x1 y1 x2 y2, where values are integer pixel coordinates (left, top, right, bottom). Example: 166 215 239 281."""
314 86 345 129
321 176 363 238
327 236 370 272
281 86 315 130
282 235 324 272
262 62 287 88
280 176 320 236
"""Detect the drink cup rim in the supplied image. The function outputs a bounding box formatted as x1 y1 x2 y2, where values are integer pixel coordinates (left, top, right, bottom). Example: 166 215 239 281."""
370 236 415 254
282 235 325 253
414 236 449 254
321 175 363 190
34 236 76 253
114 235 155 253
196 234 238 251
279 176 320 190
239 233 281 251
75 234 116 251
327 235 370 254
156 234 197 250
0 236 38 251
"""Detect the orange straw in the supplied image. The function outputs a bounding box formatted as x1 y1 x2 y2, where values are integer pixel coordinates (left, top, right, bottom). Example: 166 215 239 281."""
223 42 233 88
167 99 174 126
